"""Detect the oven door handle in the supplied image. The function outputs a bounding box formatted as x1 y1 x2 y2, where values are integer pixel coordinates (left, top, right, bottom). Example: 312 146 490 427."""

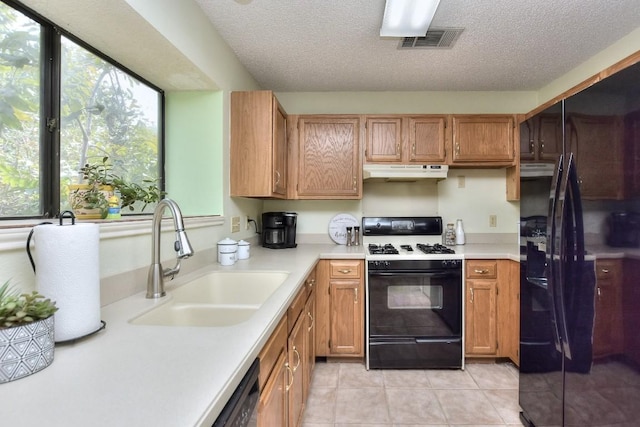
368 270 459 276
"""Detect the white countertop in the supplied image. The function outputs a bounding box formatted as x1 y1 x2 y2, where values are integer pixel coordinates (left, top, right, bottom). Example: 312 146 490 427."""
0 242 519 426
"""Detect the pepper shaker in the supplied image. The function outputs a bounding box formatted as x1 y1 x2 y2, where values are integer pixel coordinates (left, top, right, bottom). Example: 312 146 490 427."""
345 227 353 246
353 226 360 246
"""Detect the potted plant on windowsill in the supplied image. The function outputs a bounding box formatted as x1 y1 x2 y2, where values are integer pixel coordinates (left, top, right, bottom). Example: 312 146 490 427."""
69 156 163 219
0 281 58 383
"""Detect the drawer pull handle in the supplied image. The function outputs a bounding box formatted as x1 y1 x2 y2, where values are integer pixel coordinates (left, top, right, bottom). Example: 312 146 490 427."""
338 269 352 274
470 288 474 303
474 269 489 274
307 312 314 331
354 287 358 303
600 268 610 274
597 287 602 298
285 363 293 391
292 347 301 371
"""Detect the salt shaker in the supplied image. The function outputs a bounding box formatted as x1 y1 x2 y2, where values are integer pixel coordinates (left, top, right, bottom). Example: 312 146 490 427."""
455 219 465 245
345 227 353 246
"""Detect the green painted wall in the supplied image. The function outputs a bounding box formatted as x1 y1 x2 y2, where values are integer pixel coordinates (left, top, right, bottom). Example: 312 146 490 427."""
165 91 224 215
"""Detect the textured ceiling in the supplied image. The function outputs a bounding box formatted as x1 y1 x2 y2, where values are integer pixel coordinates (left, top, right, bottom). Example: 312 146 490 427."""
194 0 640 92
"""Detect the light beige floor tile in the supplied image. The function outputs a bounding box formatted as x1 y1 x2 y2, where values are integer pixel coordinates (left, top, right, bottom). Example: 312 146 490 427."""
385 388 447 424
301 423 333 427
303 386 336 424
466 363 519 389
339 362 384 388
382 369 431 388
311 361 340 388
427 368 478 389
335 387 390 424
483 388 521 424
435 389 504 424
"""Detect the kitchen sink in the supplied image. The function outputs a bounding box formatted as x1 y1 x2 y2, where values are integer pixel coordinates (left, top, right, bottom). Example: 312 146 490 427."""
130 270 289 327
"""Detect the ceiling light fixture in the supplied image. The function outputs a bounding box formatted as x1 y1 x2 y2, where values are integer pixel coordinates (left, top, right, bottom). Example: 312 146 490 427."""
380 0 441 37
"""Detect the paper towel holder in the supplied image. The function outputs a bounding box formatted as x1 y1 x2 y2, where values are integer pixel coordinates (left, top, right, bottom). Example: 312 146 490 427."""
25 210 107 343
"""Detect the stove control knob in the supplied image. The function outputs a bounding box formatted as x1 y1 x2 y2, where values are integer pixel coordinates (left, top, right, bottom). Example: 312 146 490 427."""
384 261 390 268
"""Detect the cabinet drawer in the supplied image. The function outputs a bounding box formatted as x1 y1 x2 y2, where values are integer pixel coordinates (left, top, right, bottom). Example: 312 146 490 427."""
595 259 621 279
258 316 287 388
330 260 361 279
466 260 497 279
288 286 308 333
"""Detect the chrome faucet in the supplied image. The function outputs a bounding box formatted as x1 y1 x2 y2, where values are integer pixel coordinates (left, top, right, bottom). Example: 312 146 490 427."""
146 198 194 298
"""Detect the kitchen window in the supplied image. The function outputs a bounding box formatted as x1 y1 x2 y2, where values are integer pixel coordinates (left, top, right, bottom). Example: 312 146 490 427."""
0 0 164 219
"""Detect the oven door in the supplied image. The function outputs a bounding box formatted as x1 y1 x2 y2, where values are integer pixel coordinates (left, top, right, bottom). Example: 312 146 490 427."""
367 268 462 369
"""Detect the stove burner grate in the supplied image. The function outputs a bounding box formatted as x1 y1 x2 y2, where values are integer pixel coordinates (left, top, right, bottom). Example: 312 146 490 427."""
368 243 399 255
416 243 456 254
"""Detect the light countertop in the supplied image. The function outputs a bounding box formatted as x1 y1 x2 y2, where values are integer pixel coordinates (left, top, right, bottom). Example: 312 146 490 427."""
1 242 519 426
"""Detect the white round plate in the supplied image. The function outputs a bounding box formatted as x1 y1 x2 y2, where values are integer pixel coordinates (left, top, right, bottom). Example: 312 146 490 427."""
328 213 359 245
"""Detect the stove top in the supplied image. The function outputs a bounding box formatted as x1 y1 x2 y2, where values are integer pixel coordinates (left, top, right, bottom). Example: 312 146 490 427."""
367 242 456 256
362 216 463 260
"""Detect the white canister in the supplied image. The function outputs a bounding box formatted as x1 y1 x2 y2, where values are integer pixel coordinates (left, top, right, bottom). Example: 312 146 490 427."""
218 237 238 264
237 240 250 260
219 251 236 266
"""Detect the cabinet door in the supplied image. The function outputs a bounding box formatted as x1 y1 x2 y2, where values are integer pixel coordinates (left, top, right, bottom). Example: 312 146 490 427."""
258 349 288 427
537 114 562 162
297 117 361 199
452 115 515 164
273 98 288 196
520 118 536 161
593 260 624 358
230 91 287 198
303 291 315 402
408 116 447 163
569 114 624 199
288 314 306 427
329 279 363 356
365 117 402 162
465 280 498 355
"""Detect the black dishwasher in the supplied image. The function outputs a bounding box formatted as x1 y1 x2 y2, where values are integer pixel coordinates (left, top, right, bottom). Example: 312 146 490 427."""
213 358 260 427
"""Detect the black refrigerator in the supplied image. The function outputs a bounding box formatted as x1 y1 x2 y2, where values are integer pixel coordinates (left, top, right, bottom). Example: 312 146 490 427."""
519 63 640 426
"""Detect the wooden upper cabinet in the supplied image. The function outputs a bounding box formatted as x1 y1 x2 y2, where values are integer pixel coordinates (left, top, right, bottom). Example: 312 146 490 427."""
451 115 516 164
364 115 447 164
520 114 562 163
230 91 287 198
365 117 402 162
568 114 624 199
296 116 362 199
408 116 447 163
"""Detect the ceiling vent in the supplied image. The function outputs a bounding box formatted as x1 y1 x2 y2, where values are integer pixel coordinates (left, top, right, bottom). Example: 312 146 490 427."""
399 28 464 49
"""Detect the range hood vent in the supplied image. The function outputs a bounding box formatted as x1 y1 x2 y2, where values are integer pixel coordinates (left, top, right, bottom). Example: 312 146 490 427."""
363 164 448 182
520 163 555 178
399 28 464 49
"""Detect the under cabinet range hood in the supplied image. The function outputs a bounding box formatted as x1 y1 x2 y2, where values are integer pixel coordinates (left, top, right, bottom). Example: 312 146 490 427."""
363 164 448 181
520 163 555 178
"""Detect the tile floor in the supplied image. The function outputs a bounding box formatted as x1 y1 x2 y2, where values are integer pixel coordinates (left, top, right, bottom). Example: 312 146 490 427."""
302 360 522 426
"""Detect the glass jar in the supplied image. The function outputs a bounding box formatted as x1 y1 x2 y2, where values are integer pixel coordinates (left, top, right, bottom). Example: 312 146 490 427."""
444 223 456 246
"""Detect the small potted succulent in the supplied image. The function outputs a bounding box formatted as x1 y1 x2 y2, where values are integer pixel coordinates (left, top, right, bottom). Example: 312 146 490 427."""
69 156 163 219
0 281 58 383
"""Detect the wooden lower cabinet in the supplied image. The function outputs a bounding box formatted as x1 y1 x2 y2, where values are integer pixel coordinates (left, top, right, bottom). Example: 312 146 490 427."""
315 259 365 358
593 259 624 358
257 267 317 427
465 259 519 364
623 259 640 366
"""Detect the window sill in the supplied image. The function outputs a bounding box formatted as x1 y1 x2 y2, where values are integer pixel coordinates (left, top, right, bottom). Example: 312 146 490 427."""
0 215 224 250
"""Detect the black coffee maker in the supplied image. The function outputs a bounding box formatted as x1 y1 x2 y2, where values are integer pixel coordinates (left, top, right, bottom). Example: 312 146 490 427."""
262 212 297 249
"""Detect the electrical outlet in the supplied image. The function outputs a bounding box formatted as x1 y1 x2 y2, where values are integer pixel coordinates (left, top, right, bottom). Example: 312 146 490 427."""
489 215 497 227
458 175 465 188
231 216 240 233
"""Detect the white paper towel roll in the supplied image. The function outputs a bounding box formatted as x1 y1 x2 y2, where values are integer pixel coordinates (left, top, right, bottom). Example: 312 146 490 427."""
33 222 102 342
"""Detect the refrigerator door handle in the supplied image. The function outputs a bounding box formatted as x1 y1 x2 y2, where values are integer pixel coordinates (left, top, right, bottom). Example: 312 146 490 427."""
547 154 564 354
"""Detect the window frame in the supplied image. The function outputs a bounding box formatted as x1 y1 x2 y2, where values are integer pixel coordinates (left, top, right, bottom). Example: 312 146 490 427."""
2 0 165 220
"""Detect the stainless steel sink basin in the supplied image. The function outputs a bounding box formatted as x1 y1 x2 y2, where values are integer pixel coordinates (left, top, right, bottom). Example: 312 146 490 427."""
130 270 289 327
